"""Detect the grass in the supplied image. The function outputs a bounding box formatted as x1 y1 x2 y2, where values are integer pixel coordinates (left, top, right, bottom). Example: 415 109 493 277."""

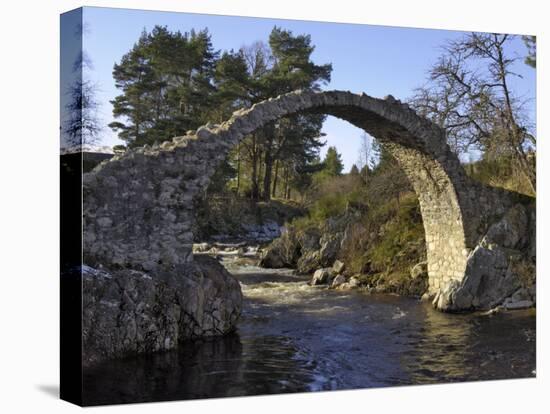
465 155 535 197
367 193 425 273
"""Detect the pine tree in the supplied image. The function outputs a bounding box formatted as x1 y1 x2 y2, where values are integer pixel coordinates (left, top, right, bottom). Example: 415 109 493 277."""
523 35 536 68
323 146 344 177
212 50 251 120
109 26 219 147
109 30 158 146
258 27 333 200
109 25 334 202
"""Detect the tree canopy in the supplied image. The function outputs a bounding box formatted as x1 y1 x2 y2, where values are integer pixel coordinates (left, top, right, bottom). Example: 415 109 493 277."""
110 25 333 201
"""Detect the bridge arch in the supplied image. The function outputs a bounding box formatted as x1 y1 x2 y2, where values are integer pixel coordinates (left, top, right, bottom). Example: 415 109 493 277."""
83 90 514 299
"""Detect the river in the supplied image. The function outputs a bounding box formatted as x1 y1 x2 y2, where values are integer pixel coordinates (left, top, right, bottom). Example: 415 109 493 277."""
83 257 536 405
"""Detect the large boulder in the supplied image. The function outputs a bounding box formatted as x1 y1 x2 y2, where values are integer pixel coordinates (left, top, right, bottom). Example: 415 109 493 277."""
331 274 347 288
260 214 352 274
261 226 322 271
310 268 333 285
337 276 361 290
297 227 321 251
433 203 535 311
319 233 343 266
259 229 300 268
484 203 528 248
332 260 345 274
82 255 242 366
297 250 321 274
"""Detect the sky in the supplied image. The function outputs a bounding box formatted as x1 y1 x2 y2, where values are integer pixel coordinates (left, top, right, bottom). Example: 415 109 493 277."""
62 6 536 171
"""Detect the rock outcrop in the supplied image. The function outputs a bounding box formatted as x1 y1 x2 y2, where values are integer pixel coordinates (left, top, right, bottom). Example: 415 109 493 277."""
82 255 242 366
262 204 431 296
260 208 360 273
432 203 536 311
195 195 305 242
261 200 534 309
258 228 302 268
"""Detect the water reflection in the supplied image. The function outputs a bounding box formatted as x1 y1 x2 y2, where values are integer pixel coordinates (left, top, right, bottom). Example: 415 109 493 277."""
83 331 323 405
397 302 474 383
400 303 536 384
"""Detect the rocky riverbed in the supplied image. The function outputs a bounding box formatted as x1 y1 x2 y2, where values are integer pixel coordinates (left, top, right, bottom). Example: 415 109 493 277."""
193 235 536 314
258 202 536 312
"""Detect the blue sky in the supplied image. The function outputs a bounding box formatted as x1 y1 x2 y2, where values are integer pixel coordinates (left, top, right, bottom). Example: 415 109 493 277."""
70 6 535 171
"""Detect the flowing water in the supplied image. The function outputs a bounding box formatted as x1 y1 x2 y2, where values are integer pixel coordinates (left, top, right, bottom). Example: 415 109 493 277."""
83 258 536 405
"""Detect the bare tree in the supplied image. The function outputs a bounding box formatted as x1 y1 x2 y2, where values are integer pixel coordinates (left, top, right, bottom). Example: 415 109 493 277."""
63 23 102 148
240 41 274 82
64 79 102 147
357 132 377 184
410 33 536 194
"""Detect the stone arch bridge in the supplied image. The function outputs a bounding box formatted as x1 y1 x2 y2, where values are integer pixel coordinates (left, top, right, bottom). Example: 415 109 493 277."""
83 90 534 311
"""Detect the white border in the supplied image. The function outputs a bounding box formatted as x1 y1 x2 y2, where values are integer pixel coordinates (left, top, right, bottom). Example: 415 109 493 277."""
0 0 546 412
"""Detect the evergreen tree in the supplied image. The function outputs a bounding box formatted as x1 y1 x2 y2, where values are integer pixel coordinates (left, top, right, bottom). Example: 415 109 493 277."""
523 35 536 68
109 26 219 147
109 25 333 202
257 27 332 200
215 30 332 201
323 146 344 177
109 30 157 146
212 50 252 120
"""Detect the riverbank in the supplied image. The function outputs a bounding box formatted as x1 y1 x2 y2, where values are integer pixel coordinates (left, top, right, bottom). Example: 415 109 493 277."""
258 195 431 296
196 241 535 314
257 196 536 312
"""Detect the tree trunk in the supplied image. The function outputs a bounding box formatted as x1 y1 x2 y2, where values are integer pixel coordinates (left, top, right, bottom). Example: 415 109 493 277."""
272 159 280 198
250 134 259 200
260 124 275 201
283 167 290 199
262 151 273 201
236 143 241 195
258 149 264 199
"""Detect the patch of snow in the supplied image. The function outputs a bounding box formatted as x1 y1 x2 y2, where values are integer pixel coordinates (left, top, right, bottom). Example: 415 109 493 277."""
241 220 282 242
81 264 112 279
99 299 119 308
61 143 114 155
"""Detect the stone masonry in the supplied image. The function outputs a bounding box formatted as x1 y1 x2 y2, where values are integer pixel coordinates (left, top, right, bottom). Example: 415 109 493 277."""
83 89 533 311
